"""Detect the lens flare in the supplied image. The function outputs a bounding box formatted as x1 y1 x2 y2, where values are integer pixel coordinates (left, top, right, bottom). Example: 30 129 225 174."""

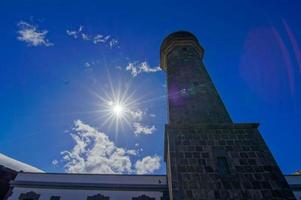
90 80 140 133
111 103 125 117
87 69 164 133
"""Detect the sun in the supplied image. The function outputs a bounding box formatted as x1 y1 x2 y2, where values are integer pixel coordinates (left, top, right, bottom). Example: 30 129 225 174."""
89 73 151 132
110 102 125 117
92 84 139 132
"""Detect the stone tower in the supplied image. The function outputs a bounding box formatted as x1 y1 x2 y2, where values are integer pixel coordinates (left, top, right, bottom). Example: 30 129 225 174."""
161 31 295 200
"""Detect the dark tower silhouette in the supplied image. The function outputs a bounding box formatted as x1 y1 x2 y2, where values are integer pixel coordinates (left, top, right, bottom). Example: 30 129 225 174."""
161 31 295 199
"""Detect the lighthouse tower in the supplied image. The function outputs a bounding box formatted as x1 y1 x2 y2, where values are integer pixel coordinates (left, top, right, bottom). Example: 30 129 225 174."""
161 31 295 200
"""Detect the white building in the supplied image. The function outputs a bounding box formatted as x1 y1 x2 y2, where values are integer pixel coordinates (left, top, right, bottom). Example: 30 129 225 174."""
6 172 168 200
6 172 301 200
286 175 301 200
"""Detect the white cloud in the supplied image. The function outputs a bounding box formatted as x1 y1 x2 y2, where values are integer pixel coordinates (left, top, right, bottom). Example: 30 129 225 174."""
85 62 92 68
93 34 105 44
109 39 118 48
84 61 100 70
140 62 161 73
61 120 133 174
66 31 77 39
52 159 59 167
0 152 44 172
135 155 160 174
66 26 118 48
149 114 156 118
93 35 111 44
130 109 144 121
126 62 139 77
17 21 53 47
66 26 83 39
126 61 161 77
126 150 137 156
81 33 90 40
59 120 160 174
133 122 156 135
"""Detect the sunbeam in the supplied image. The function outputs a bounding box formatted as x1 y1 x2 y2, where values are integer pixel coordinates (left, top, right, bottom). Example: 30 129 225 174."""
91 80 139 133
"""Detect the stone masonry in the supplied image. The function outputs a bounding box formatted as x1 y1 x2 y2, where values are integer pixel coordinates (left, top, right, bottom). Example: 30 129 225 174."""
161 31 295 200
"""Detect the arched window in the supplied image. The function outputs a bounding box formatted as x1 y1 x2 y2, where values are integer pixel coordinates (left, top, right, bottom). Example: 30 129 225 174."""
50 196 60 200
132 194 155 200
19 191 40 200
87 193 110 200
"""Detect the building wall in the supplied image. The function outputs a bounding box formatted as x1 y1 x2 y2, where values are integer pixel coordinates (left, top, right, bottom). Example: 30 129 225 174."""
8 188 164 200
7 173 168 200
286 175 301 200
166 124 295 200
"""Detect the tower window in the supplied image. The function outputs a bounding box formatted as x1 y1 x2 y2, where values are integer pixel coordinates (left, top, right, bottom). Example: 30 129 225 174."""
217 156 230 175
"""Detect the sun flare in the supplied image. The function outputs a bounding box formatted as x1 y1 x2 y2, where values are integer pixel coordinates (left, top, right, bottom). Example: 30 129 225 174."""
111 103 125 117
91 81 140 133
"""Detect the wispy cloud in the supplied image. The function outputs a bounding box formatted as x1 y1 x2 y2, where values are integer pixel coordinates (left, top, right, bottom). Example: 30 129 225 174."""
135 155 160 174
17 21 53 47
126 61 161 77
60 120 159 174
66 26 83 39
133 122 156 135
130 109 144 121
66 26 119 48
52 159 59 167
85 62 91 68
126 149 138 156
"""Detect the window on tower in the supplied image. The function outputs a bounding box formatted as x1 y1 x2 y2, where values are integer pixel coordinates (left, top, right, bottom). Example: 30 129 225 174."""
217 156 230 175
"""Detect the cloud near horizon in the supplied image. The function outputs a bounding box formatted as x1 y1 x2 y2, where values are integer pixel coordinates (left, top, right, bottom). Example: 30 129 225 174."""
135 155 160 174
60 120 160 174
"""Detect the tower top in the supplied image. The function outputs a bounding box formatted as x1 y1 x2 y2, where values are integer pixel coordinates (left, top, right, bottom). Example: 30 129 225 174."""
160 31 204 71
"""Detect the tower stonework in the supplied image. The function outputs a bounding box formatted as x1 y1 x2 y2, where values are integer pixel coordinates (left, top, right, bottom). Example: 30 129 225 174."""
161 32 295 200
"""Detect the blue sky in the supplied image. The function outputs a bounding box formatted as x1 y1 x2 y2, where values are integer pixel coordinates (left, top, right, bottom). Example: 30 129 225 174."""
0 0 301 175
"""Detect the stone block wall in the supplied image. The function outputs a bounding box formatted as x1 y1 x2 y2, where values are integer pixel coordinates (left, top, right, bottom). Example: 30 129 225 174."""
165 124 295 200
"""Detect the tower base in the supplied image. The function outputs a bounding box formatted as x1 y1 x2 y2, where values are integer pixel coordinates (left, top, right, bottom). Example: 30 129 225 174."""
165 123 295 200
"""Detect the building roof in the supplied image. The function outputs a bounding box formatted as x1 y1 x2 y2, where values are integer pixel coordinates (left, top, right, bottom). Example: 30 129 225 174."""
11 172 167 191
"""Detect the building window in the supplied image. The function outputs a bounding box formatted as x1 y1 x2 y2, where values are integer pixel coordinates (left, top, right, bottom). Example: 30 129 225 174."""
87 194 110 200
19 191 40 200
50 196 60 200
132 195 155 200
217 156 230 175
